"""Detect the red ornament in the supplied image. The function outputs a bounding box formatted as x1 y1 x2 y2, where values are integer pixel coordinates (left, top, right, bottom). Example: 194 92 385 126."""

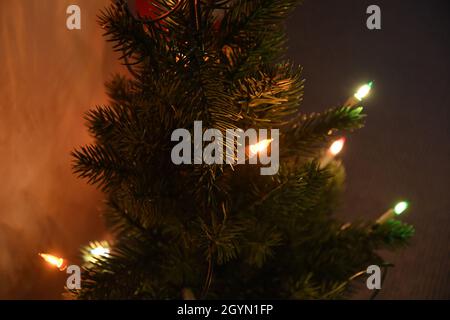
127 0 161 20
212 8 225 32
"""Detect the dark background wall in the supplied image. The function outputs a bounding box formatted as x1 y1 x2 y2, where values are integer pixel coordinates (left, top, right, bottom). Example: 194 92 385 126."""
287 0 450 299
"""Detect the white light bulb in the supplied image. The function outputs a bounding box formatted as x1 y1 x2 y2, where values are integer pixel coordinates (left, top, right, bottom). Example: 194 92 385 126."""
354 81 373 101
329 138 346 156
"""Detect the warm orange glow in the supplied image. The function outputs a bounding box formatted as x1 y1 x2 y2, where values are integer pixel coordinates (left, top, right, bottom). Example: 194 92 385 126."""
249 139 274 157
38 253 65 270
329 138 346 156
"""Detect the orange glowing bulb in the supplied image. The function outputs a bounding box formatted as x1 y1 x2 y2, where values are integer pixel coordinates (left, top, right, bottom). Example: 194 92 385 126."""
39 253 66 270
249 139 273 157
329 138 346 156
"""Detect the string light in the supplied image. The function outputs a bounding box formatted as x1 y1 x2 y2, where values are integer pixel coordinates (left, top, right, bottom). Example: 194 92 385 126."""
376 200 410 224
354 81 373 101
394 201 409 215
344 81 373 107
320 137 346 168
82 241 111 265
38 253 67 271
329 137 346 156
248 139 273 158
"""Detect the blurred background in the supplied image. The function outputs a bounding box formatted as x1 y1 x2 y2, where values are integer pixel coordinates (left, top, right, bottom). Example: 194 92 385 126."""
0 0 114 299
0 0 448 299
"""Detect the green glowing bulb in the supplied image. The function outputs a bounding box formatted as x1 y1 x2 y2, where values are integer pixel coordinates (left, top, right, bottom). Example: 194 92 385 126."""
394 201 409 215
354 81 373 101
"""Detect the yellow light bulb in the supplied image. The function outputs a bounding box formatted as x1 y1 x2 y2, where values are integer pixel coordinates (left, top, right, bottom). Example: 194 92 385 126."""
249 139 273 157
39 253 65 270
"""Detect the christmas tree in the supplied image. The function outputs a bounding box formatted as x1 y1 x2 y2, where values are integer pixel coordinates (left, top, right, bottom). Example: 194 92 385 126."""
72 0 414 299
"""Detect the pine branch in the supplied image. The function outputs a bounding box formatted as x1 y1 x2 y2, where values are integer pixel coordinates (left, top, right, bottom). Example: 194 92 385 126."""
371 220 415 248
221 0 302 43
245 162 332 220
233 63 305 126
72 144 127 191
282 106 366 158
